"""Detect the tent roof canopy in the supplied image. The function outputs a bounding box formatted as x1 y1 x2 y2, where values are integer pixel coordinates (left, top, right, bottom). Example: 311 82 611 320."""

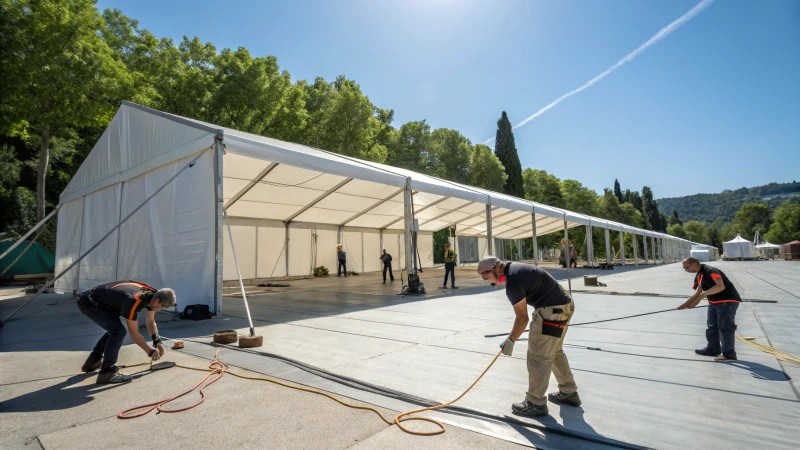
61 102 692 244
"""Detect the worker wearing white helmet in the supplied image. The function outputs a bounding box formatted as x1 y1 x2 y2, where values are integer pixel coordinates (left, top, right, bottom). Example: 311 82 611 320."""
477 256 580 417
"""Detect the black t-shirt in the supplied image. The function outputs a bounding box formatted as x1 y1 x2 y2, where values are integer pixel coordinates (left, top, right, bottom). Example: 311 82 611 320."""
504 262 571 308
692 265 741 304
93 280 156 320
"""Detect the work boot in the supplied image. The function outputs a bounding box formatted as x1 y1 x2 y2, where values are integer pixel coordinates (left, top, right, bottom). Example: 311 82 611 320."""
96 367 132 384
695 347 720 357
548 391 581 407
81 358 102 373
511 399 549 417
715 354 737 362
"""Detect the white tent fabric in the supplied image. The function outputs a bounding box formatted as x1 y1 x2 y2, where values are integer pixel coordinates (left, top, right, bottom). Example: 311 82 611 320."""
691 243 719 261
55 101 692 311
723 234 755 259
690 249 711 262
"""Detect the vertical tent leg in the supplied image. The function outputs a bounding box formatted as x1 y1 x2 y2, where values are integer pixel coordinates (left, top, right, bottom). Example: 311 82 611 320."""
454 226 460 266
633 233 638 266
643 235 649 264
403 186 414 274
224 211 256 337
486 204 493 256
585 223 593 267
285 224 290 276
213 136 224 316
619 230 626 266
563 215 573 297
531 212 538 266
605 227 612 265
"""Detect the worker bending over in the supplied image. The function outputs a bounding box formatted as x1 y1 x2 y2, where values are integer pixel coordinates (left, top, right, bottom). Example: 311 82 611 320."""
443 242 457 288
678 257 741 361
478 256 580 417
77 281 176 383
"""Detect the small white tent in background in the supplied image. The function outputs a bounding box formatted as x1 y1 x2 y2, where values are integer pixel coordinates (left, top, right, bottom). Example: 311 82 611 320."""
755 242 781 260
723 234 755 260
691 243 719 261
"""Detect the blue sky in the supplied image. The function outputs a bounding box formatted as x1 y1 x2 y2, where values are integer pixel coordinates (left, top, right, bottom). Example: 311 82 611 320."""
97 0 800 199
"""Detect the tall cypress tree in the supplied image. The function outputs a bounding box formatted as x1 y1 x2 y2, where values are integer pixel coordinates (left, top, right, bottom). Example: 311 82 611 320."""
493 112 524 198
614 179 624 203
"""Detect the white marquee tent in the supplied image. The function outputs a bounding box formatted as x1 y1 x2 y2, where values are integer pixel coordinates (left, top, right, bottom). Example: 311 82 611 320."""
722 234 755 260
51 102 693 313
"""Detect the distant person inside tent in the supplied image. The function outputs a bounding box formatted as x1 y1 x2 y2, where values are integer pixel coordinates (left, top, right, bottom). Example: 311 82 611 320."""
678 257 741 361
443 242 457 288
478 256 580 417
380 249 394 284
77 281 176 384
337 244 348 277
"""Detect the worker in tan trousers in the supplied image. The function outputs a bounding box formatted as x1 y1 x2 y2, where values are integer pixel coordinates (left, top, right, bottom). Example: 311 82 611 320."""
478 256 581 417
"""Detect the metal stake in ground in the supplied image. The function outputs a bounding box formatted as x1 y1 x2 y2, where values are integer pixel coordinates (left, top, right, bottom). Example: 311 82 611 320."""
223 210 262 348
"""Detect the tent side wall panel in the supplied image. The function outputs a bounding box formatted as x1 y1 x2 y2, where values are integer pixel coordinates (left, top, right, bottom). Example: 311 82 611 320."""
79 184 121 291
256 221 287 278
362 230 382 272
54 198 84 293
314 225 340 274
116 151 217 309
222 218 257 280
418 231 434 268
288 225 313 276
342 231 364 273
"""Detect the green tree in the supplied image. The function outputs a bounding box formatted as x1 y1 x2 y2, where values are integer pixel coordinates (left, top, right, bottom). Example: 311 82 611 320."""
614 179 623 203
620 203 644 228
1 0 128 220
668 209 682 226
598 189 623 222
641 186 660 231
658 212 669 232
764 201 800 244
667 223 686 239
387 120 430 172
492 112 524 198
720 222 737 242
469 144 506 192
683 221 707 244
561 180 598 215
429 128 471 183
522 168 564 208
706 223 723 250
629 190 643 211
732 202 772 240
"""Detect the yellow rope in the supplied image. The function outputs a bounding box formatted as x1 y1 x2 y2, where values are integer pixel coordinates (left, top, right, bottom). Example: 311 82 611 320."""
736 334 800 365
122 349 502 435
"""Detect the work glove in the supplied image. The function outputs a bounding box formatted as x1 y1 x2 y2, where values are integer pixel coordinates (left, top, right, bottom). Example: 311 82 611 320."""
499 337 515 356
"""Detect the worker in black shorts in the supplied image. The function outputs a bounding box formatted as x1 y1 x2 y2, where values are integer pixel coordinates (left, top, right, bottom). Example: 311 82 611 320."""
76 281 177 384
478 256 580 417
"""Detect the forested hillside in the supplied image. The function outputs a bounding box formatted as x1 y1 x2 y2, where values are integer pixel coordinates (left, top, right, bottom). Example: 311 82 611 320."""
657 182 800 224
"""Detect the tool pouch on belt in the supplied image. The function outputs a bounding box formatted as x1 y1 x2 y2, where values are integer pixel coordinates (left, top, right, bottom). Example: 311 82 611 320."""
541 319 568 338
539 307 569 338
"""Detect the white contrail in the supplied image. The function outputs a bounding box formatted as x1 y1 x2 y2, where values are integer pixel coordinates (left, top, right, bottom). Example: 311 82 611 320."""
484 0 715 144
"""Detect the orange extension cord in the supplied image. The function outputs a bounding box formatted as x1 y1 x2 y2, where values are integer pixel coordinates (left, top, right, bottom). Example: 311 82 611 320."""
118 347 503 436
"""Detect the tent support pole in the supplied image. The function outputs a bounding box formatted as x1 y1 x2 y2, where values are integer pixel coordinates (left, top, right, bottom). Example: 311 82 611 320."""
605 227 612 265
643 235 649 264
213 136 224 316
633 234 639 266
0 204 60 261
224 211 255 337
486 204 493 256
285 224 290 276
403 185 413 274
0 145 212 327
115 183 125 280
619 230 626 266
531 212 538 266
563 215 572 296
